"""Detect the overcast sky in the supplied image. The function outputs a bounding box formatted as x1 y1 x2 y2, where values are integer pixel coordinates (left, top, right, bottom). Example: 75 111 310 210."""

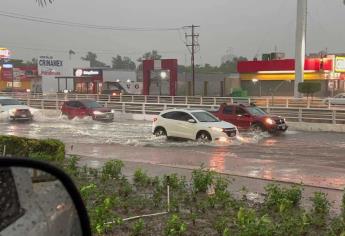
1 0 345 66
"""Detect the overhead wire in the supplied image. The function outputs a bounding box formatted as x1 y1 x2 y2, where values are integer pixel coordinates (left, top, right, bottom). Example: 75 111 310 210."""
0 10 182 32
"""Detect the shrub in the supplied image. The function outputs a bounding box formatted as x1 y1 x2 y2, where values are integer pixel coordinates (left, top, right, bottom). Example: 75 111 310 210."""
236 207 273 236
131 218 145 236
191 166 215 193
264 184 302 212
133 168 151 188
101 160 124 180
0 135 65 161
310 191 331 227
165 214 187 236
298 82 321 98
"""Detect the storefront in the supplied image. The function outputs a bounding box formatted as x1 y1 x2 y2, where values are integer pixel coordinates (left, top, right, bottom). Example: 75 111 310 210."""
237 56 345 97
73 68 103 94
0 65 42 92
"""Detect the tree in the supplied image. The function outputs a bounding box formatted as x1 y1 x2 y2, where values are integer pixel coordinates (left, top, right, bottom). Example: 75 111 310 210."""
219 56 248 73
36 0 54 6
138 50 162 62
81 52 108 67
7 59 37 67
298 82 321 100
111 55 136 70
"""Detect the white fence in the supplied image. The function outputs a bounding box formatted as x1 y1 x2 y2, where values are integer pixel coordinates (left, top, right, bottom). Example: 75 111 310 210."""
2 92 344 124
12 99 345 125
0 92 342 109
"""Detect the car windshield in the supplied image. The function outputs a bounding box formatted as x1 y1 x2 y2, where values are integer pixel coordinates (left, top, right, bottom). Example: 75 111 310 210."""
246 107 267 116
0 99 22 106
191 111 219 122
82 101 103 108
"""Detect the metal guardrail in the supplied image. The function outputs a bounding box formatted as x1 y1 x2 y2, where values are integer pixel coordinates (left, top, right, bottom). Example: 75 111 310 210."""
12 96 345 125
0 92 341 109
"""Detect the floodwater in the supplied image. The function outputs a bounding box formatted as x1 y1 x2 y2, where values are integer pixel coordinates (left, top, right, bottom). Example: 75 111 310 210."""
1 110 345 189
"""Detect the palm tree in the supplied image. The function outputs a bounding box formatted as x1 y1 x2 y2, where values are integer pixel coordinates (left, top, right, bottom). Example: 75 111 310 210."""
36 0 54 7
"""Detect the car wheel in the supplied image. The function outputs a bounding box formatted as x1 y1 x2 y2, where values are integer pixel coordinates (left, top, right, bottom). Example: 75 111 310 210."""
154 127 167 137
250 123 264 133
196 131 212 142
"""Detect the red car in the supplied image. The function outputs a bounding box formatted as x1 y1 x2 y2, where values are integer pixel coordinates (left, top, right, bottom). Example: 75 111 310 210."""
210 103 288 133
61 100 114 121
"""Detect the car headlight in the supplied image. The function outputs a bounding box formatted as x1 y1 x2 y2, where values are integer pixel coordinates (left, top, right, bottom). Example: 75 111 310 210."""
211 127 224 132
93 111 103 115
265 118 275 125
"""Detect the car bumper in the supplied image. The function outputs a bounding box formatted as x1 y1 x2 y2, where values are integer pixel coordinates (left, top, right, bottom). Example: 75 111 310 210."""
267 123 288 132
93 113 114 121
10 115 33 121
213 128 237 142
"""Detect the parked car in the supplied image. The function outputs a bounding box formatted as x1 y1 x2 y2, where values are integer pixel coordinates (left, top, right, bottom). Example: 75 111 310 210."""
61 100 114 121
210 103 288 133
0 96 33 121
152 109 238 142
323 93 345 105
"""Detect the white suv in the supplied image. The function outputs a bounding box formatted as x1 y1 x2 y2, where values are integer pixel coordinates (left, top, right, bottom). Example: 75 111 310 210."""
152 109 238 142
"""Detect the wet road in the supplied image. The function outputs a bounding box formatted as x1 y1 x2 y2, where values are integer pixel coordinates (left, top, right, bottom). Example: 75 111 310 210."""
1 112 345 189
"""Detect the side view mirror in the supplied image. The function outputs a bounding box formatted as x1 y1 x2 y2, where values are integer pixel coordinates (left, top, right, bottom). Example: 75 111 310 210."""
188 119 196 123
0 158 91 236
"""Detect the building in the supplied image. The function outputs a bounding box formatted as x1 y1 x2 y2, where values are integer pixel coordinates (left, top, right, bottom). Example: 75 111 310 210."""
0 65 42 92
238 53 345 97
64 68 141 94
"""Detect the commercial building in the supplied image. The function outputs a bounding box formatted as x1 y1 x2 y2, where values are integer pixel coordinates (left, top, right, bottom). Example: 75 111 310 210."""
0 65 42 92
238 53 345 97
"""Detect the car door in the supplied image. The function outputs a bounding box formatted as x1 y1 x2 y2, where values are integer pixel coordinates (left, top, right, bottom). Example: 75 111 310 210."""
221 105 236 124
174 112 198 139
160 111 180 137
74 101 88 118
235 107 252 128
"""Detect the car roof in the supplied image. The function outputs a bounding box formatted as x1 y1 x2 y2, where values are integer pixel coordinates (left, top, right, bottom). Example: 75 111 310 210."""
0 96 14 99
161 109 208 113
64 99 96 102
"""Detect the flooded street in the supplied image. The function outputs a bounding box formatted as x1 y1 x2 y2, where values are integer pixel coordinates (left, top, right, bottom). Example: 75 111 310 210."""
1 111 345 189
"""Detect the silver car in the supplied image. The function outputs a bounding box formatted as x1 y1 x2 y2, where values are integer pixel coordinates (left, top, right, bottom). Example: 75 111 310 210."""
323 93 345 105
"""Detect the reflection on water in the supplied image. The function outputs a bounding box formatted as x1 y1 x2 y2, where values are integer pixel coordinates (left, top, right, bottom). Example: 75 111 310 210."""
209 147 227 172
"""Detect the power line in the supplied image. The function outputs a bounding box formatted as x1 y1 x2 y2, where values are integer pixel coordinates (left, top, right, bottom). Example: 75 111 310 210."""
184 25 200 96
0 10 182 32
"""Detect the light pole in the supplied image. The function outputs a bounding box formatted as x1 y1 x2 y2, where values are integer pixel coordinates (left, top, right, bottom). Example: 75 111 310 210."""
159 71 167 96
251 78 261 97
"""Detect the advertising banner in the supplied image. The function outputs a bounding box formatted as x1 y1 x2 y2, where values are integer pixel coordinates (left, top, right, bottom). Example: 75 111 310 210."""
38 55 64 77
335 56 345 73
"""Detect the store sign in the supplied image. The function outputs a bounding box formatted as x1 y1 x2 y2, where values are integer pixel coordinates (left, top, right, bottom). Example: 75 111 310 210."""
38 55 64 77
335 56 345 72
74 69 102 76
6 82 21 88
0 48 10 59
119 81 143 95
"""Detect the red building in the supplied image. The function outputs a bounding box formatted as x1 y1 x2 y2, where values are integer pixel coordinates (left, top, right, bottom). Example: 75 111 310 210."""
237 55 345 97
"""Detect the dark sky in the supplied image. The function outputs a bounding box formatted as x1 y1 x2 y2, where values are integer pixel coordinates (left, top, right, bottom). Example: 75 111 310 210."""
1 0 345 66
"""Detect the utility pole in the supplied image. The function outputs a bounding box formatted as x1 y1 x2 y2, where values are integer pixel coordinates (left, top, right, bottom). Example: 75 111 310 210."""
184 25 200 96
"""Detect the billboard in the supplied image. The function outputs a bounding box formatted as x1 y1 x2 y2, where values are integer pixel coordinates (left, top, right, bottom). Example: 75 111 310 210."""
0 48 10 59
38 55 64 77
335 56 345 73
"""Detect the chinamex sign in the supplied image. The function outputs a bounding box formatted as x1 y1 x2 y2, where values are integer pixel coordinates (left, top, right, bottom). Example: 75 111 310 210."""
38 55 64 76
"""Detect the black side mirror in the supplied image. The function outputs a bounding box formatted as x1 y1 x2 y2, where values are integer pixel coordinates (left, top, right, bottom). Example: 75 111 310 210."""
0 158 91 236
